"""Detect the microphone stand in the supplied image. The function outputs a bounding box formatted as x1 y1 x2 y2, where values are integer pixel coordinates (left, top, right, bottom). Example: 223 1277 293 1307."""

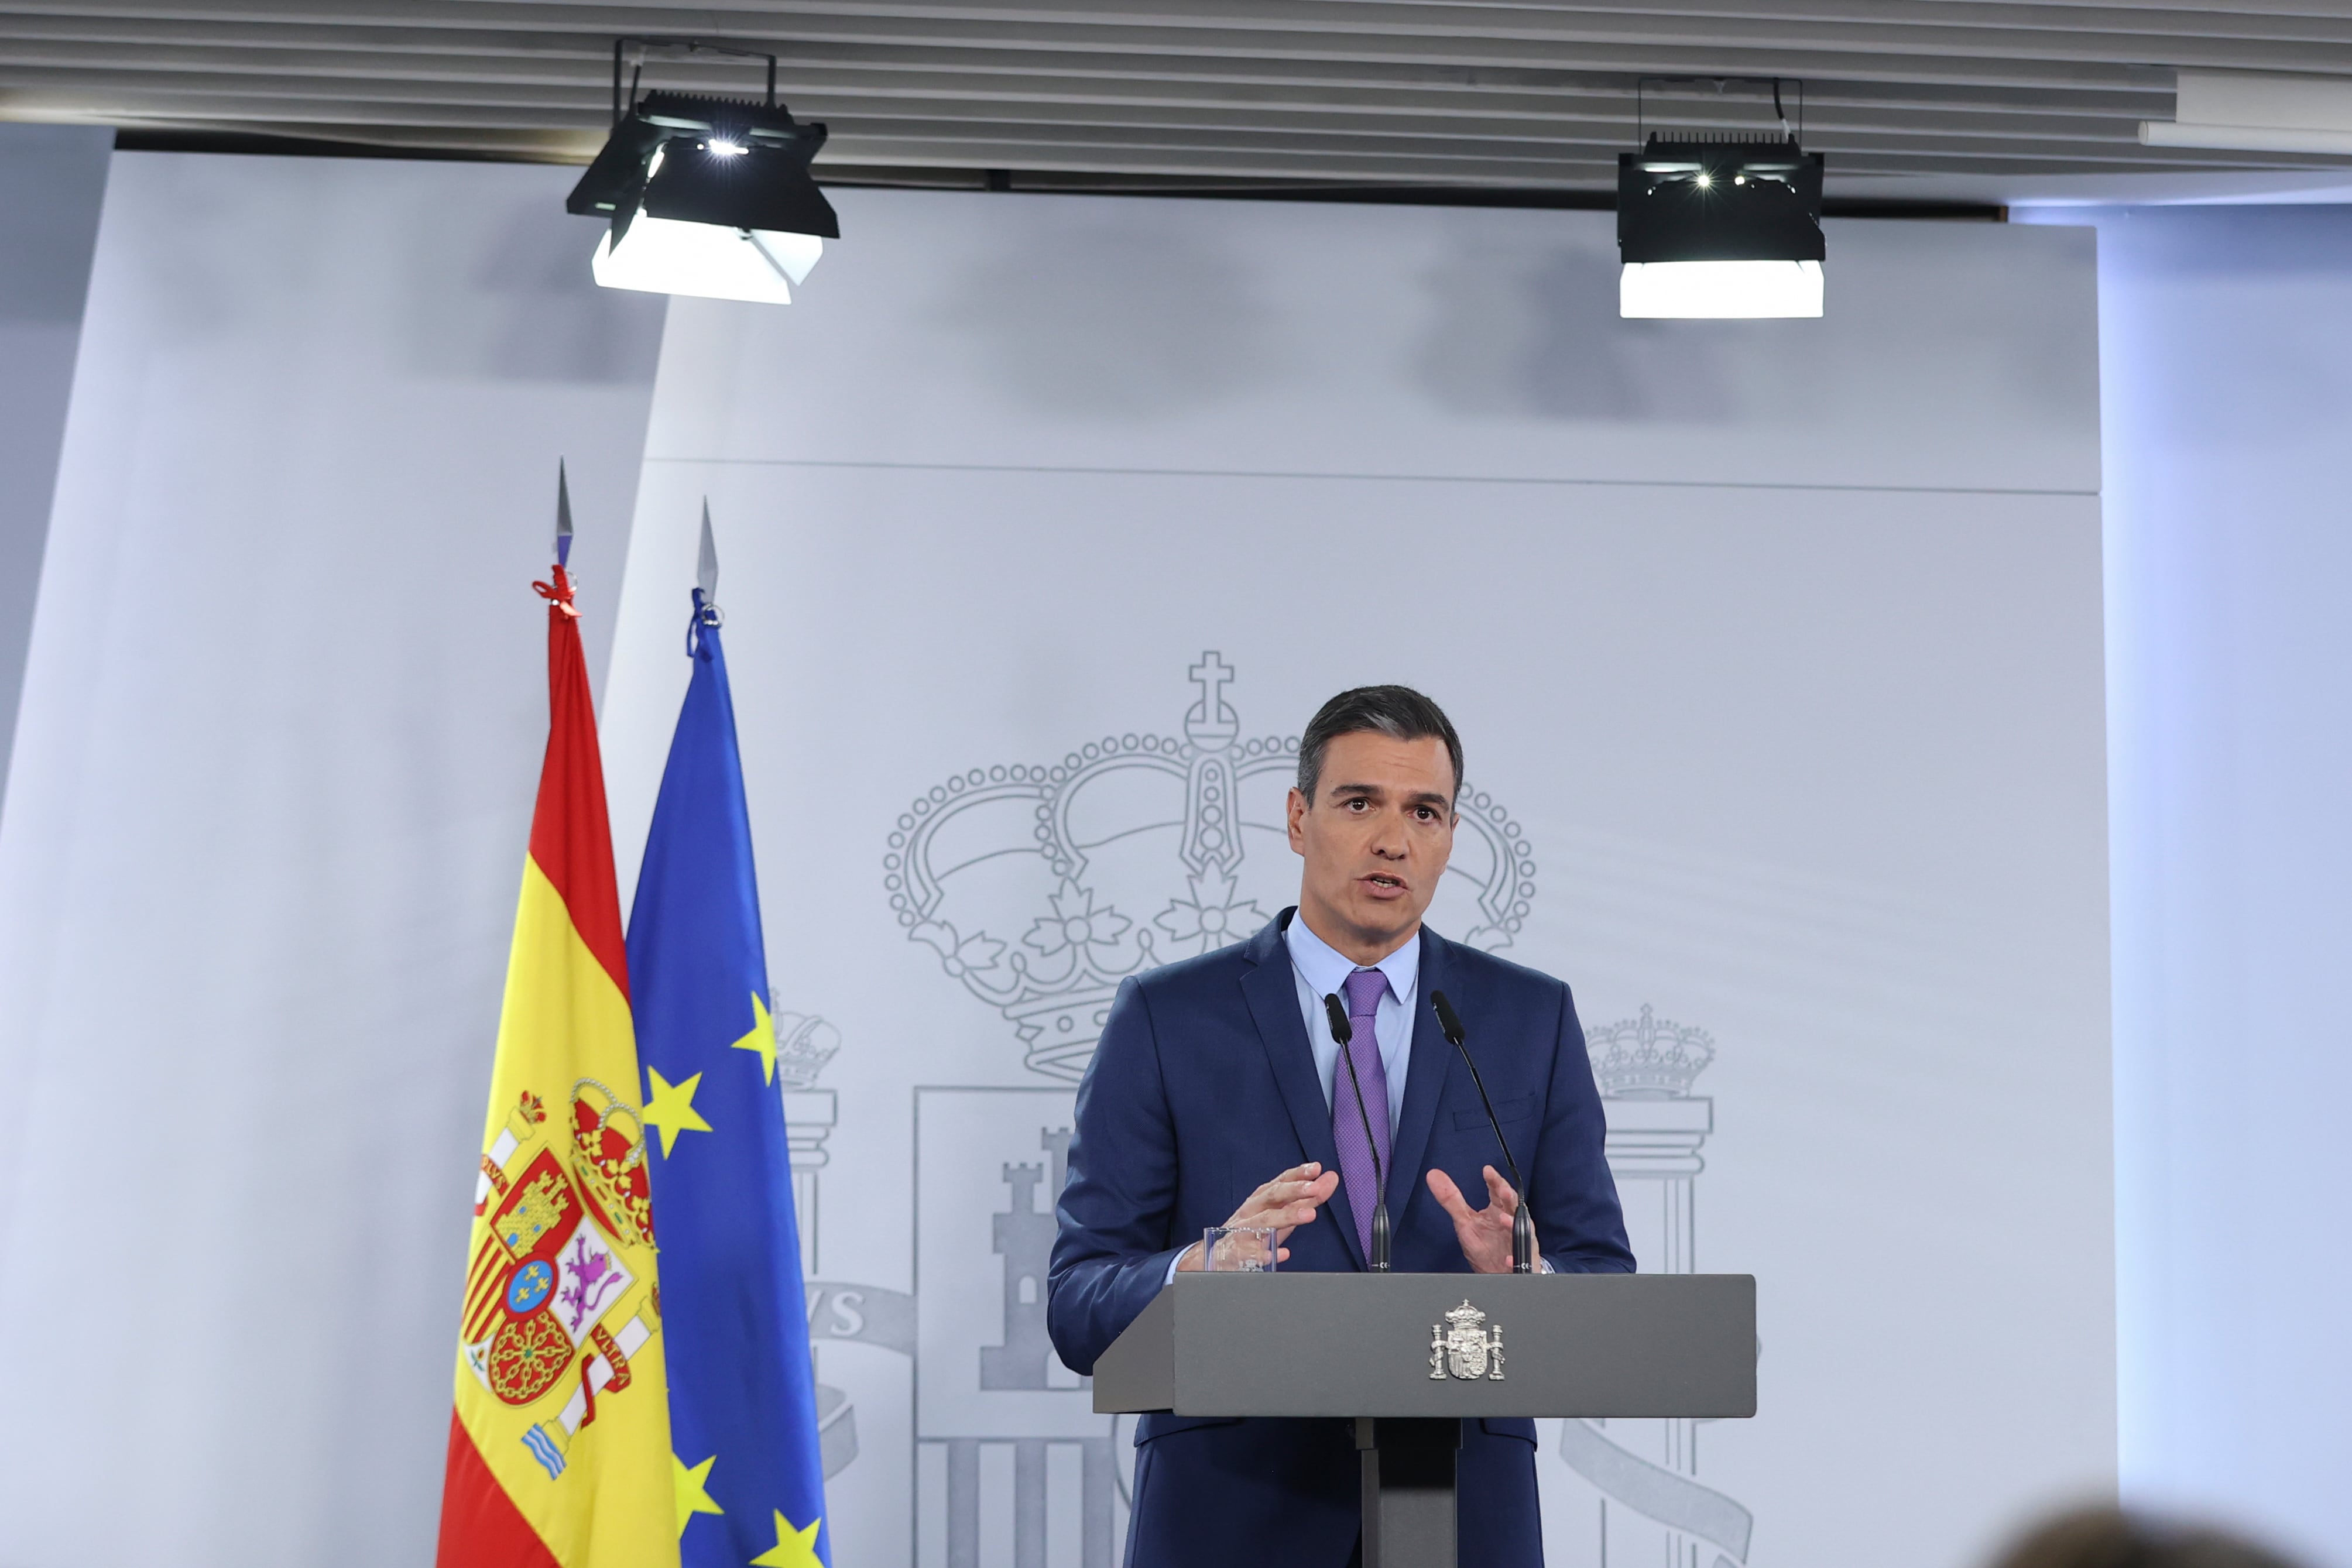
1324 993 1391 1272
1431 990 1535 1274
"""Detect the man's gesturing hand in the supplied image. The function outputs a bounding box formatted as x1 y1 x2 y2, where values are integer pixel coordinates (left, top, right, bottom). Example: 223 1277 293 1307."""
1174 1161 1340 1272
1426 1165 1528 1275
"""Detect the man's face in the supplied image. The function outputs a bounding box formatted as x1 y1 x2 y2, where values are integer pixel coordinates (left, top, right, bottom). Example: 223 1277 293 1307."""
1286 729 1458 963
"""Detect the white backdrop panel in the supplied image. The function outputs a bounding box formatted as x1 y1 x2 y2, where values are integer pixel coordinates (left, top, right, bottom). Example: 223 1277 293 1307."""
2015 201 2352 1567
0 152 663 1568
639 192 2097 495
604 191 2111 1568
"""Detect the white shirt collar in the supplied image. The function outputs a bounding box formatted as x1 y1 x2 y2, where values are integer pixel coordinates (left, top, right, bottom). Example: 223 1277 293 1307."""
1284 908 1422 1007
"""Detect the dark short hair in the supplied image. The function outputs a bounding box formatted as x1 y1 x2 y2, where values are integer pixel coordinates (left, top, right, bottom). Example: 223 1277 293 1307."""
1297 685 1463 807
1988 1508 2306 1568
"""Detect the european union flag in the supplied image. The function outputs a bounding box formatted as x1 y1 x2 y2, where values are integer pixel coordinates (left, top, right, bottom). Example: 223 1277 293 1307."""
628 533 829 1568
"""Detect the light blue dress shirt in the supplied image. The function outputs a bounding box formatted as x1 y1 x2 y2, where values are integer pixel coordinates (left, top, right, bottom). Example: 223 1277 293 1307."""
1288 911 1552 1272
1284 912 1416 1130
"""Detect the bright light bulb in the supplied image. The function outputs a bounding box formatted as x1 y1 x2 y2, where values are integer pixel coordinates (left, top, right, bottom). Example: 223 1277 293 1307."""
1619 260 1823 319
1695 173 1712 188
707 139 746 157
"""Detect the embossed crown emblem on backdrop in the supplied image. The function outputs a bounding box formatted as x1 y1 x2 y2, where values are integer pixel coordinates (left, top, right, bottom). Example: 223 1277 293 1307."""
1588 1004 1716 1097
886 653 1538 1082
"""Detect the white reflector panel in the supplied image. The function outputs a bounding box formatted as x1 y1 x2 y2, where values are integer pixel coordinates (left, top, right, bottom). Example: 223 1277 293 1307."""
591 215 824 305
1620 260 1824 319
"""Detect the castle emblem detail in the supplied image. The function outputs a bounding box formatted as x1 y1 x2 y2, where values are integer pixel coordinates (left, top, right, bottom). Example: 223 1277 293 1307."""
886 653 1536 1081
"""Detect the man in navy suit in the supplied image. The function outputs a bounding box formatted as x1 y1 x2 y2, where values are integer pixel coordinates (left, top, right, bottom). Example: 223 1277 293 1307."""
1047 684 1634 1567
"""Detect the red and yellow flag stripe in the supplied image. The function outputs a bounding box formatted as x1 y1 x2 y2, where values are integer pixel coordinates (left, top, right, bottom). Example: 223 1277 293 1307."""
436 565 676 1568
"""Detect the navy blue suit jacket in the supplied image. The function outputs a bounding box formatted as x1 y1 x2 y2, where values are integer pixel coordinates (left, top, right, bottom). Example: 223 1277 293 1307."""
1047 909 1634 1567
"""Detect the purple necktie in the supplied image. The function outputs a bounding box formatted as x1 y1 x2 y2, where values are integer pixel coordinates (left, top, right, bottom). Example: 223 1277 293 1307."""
1331 966 1393 1261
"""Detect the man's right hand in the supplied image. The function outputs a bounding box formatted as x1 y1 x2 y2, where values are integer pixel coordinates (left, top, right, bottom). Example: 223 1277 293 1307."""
1173 1161 1340 1272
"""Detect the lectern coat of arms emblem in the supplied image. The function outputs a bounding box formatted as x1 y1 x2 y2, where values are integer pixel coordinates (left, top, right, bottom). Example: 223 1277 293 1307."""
1430 1299 1506 1381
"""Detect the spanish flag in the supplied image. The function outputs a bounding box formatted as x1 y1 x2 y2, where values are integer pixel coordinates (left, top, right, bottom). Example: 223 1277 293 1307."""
436 483 676 1568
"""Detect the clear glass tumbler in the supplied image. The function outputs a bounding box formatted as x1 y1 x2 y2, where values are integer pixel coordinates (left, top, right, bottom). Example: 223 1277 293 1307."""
1201 1226 1278 1272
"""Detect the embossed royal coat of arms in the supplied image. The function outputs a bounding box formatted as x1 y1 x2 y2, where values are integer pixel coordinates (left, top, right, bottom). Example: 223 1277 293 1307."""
1430 1299 1506 1381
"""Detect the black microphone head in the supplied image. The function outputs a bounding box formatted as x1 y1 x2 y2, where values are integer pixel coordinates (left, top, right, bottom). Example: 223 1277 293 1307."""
1431 990 1465 1045
1322 992 1352 1046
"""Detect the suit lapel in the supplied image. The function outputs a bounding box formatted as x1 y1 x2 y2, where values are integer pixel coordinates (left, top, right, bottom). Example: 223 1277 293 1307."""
1386 926 1455 1223
1237 911 1365 1271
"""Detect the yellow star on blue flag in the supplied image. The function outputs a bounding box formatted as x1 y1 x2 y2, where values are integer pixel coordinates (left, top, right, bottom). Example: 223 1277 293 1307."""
641 1066 712 1157
731 990 779 1084
749 1509 824 1567
673 1453 725 1538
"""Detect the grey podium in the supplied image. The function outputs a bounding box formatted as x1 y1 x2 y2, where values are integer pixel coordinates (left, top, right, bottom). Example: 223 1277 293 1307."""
1093 1272 1756 1568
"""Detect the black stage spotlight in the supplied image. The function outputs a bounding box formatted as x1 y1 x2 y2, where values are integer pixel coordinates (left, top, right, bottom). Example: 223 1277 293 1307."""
1618 81 1825 318
567 41 838 304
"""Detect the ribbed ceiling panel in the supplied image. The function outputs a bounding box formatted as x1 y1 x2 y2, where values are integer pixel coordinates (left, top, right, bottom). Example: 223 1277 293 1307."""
4 1 2350 195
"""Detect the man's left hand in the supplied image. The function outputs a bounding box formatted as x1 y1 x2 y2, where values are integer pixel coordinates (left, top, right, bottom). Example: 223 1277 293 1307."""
1426 1165 1527 1275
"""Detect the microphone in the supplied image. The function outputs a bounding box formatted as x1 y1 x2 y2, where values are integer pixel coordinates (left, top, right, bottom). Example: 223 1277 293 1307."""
1431 990 1536 1275
1323 992 1391 1272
